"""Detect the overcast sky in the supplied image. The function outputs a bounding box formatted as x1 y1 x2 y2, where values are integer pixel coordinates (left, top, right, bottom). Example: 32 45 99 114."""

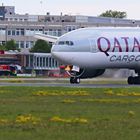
1 0 140 19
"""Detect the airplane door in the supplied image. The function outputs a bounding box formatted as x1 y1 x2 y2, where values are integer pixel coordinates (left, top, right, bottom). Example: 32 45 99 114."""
89 38 98 53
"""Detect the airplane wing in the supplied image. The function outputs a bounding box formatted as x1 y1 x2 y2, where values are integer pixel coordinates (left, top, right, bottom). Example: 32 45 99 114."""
34 33 59 43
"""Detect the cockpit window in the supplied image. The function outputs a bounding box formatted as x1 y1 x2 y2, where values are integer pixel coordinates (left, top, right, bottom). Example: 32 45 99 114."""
57 41 74 46
58 41 65 45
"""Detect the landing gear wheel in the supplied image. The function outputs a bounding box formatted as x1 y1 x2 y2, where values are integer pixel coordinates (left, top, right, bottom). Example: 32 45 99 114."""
70 77 74 84
127 76 134 85
128 76 140 85
70 77 80 84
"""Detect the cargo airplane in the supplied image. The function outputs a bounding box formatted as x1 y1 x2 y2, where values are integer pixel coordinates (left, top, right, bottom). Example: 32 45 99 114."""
35 27 140 84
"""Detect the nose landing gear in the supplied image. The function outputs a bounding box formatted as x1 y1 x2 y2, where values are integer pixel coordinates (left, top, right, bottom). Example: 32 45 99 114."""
62 65 83 84
70 77 80 84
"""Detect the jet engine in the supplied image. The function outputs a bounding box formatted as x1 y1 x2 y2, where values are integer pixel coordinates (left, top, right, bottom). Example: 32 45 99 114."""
67 68 105 79
63 65 105 83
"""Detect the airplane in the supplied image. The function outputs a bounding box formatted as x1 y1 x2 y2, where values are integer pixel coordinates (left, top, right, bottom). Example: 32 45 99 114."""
35 27 140 85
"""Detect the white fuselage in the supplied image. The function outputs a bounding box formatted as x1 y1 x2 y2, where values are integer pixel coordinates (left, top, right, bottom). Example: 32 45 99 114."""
51 27 140 69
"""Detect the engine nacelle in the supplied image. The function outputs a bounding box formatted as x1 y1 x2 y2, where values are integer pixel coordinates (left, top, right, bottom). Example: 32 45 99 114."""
67 68 105 79
79 69 105 79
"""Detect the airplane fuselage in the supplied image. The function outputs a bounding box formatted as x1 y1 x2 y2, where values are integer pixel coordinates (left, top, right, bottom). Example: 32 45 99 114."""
51 27 140 70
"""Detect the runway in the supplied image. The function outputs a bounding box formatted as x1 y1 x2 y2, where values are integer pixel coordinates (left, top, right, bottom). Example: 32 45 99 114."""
0 82 139 88
0 78 139 88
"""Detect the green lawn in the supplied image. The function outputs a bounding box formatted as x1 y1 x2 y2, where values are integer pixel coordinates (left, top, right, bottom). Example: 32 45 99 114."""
0 86 140 140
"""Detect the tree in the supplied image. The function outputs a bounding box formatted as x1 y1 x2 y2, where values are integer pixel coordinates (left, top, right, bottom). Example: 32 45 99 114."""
5 40 18 50
0 44 6 51
30 39 52 53
99 10 127 18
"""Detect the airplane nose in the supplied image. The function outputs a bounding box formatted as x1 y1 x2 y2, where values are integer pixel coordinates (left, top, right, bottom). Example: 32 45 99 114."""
51 44 60 53
51 45 70 64
51 51 64 63
51 45 60 59
51 45 55 53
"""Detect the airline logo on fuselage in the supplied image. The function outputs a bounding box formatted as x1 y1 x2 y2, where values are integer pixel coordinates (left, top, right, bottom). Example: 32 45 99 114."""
97 37 140 53
97 37 140 63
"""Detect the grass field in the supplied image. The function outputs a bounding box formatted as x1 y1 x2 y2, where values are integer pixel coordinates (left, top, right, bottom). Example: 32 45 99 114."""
0 86 140 140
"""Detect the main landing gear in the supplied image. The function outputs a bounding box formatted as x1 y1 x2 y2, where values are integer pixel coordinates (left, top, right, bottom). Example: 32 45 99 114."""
128 76 140 85
70 77 80 84
128 70 140 85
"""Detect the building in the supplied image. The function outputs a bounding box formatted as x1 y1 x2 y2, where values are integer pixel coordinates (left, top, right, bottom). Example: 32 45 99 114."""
0 6 15 20
22 53 59 72
0 51 59 76
0 6 140 50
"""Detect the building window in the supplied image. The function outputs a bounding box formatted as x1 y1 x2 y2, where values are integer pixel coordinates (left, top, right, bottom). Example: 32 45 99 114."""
20 41 24 48
2 41 6 45
0 28 6 35
16 29 20 35
26 41 30 48
37 57 39 67
66 26 76 32
8 30 11 35
25 29 34 36
12 30 15 35
30 41 34 48
16 41 20 48
21 29 24 35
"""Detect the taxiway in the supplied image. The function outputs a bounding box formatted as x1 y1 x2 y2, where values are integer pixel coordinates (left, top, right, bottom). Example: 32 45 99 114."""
0 82 139 88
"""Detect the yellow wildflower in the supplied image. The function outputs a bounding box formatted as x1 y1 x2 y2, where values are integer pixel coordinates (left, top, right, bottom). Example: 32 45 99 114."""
15 114 41 124
0 119 9 125
128 111 135 117
105 90 114 96
33 90 89 96
62 99 76 103
50 116 88 124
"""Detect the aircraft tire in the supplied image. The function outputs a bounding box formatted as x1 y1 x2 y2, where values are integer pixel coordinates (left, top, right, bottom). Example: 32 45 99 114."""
133 76 140 85
70 77 80 84
75 78 80 84
128 76 140 85
70 77 74 84
127 76 134 85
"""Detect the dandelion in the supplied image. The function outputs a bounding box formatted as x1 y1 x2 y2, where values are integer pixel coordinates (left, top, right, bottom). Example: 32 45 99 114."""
105 90 114 96
50 116 88 124
66 91 89 96
62 99 76 103
72 118 88 124
128 111 135 117
134 99 140 103
83 98 130 104
129 92 140 96
15 114 41 125
0 90 10 94
50 116 71 123
116 93 127 96
115 92 140 97
33 90 89 96
0 118 9 125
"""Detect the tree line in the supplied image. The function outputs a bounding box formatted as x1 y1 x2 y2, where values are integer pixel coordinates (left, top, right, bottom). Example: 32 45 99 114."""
0 39 52 53
0 40 18 51
99 10 127 18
